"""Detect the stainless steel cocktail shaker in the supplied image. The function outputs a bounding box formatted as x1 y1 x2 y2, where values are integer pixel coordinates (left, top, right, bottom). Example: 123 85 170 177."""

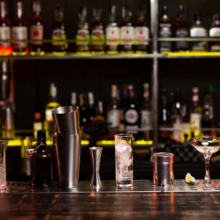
52 106 81 188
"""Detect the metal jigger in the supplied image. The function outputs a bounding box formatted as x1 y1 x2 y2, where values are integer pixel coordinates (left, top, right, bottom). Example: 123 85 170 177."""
89 147 103 187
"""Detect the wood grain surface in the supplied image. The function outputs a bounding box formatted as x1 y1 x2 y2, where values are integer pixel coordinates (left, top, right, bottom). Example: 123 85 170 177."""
1 193 220 219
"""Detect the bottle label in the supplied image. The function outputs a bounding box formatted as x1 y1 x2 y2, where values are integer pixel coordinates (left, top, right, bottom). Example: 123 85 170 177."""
190 27 207 37
30 25 44 45
0 27 10 47
52 29 67 46
209 27 220 37
159 24 172 51
173 117 182 142
120 26 134 51
210 44 220 51
45 109 53 121
76 29 90 45
141 110 152 128
91 29 105 45
190 113 201 136
106 27 119 51
134 27 149 45
107 109 120 128
175 28 188 50
12 26 28 49
125 109 139 124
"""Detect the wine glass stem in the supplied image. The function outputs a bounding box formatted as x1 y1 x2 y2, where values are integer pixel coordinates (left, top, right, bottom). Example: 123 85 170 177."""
204 158 210 183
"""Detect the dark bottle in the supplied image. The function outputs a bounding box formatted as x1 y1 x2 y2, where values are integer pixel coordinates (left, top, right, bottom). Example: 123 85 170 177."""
12 2 28 55
30 1 44 55
0 2 11 55
120 5 134 54
190 14 207 51
79 93 89 126
76 6 90 54
106 5 119 54
31 130 52 188
159 5 172 52
209 14 220 51
159 89 171 142
88 92 96 123
173 5 188 51
91 6 105 54
124 85 139 136
135 6 149 53
52 4 67 55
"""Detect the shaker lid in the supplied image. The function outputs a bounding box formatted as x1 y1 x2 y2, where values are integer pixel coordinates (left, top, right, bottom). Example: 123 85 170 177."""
153 152 174 163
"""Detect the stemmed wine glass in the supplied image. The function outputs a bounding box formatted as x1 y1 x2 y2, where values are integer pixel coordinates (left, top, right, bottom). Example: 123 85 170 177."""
191 136 220 189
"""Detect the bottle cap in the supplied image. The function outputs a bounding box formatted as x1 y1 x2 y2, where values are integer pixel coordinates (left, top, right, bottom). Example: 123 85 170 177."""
37 130 46 141
109 5 116 15
71 92 76 105
192 87 199 93
195 14 202 22
55 3 63 18
34 112 41 120
88 92 94 105
79 6 87 17
144 83 149 90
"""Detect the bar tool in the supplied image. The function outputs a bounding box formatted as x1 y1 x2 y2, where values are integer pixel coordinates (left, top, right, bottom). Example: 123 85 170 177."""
52 106 81 188
153 152 174 186
89 147 103 187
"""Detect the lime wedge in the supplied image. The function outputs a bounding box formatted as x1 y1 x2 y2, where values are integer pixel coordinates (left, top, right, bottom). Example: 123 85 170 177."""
185 173 195 185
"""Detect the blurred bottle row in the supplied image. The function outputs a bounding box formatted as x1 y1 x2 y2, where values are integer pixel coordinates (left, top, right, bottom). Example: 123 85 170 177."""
0 1 150 55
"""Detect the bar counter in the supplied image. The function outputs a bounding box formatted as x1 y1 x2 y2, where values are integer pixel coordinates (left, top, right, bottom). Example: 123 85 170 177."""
2 180 220 219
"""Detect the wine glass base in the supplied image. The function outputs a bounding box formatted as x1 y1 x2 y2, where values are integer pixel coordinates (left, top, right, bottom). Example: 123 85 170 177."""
196 180 219 189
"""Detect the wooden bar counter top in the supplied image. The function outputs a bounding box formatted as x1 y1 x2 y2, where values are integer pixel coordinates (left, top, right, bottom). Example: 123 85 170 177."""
1 180 220 219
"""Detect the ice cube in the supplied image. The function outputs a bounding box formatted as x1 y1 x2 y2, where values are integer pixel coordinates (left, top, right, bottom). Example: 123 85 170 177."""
116 142 131 160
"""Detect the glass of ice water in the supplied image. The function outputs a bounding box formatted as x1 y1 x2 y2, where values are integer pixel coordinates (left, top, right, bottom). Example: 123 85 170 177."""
115 133 133 188
0 140 8 190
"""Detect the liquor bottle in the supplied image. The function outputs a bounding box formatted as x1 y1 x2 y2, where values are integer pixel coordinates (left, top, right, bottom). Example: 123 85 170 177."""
159 5 172 52
30 1 44 55
209 14 220 51
171 89 183 143
0 2 12 55
33 112 43 139
71 92 77 107
45 83 61 139
107 85 120 128
159 89 171 142
202 86 214 134
140 83 152 129
124 85 139 135
31 130 52 188
106 5 119 54
79 93 89 126
190 14 207 51
76 6 90 54
120 5 134 54
52 4 67 55
12 2 28 55
88 92 96 123
190 87 201 137
173 5 188 51
135 5 149 53
91 7 105 54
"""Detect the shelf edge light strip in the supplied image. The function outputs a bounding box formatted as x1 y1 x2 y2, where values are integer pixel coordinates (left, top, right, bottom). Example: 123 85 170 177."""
96 140 153 146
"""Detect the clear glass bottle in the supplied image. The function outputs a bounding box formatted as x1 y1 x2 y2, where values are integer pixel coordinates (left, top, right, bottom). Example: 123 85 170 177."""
135 6 149 54
0 2 12 55
107 85 121 128
52 4 67 55
140 83 152 129
190 14 207 52
173 5 188 51
209 14 220 51
71 92 77 107
190 87 201 137
31 130 52 188
120 5 134 54
88 92 96 123
106 5 119 54
91 6 105 54
159 5 172 52
76 6 90 55
45 83 61 139
30 1 44 55
12 2 28 55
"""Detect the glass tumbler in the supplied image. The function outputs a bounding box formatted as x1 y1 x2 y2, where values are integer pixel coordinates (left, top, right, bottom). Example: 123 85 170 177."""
0 140 8 189
115 133 133 187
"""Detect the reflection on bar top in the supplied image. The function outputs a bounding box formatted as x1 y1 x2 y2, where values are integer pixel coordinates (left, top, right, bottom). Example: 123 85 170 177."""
7 140 153 147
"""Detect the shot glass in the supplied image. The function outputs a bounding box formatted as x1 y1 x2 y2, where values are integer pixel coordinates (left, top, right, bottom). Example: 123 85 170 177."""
115 133 133 187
